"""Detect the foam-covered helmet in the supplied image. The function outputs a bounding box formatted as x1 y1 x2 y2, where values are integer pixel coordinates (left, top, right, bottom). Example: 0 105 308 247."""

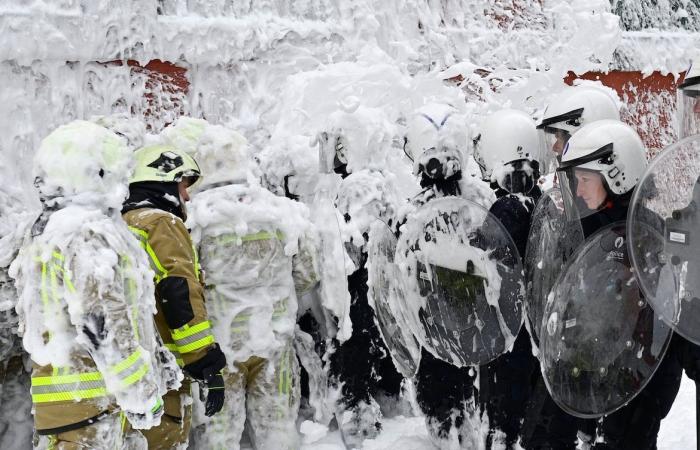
473 109 541 193
160 117 248 190
557 120 646 219
257 135 319 201
90 113 147 150
335 169 398 229
33 120 132 205
131 144 202 187
404 103 467 180
678 59 700 139
537 86 620 162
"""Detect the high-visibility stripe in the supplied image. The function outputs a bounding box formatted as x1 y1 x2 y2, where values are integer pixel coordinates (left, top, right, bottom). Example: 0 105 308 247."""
32 388 107 403
120 363 149 387
177 335 215 354
31 371 108 403
165 343 185 367
192 244 201 279
110 349 143 375
32 371 103 386
215 230 284 246
120 254 141 342
32 379 106 394
128 227 169 282
171 321 215 353
50 257 76 293
40 262 49 308
108 349 150 387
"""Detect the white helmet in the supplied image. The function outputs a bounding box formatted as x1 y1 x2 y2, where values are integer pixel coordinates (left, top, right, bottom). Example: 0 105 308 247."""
33 120 131 206
160 117 249 191
404 103 467 179
473 109 541 193
678 58 700 139
537 86 620 164
90 113 147 150
557 120 647 219
335 169 398 230
257 135 319 201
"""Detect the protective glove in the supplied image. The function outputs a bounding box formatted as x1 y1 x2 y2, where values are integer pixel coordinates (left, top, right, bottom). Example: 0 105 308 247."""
201 367 225 417
184 344 227 417
124 397 164 429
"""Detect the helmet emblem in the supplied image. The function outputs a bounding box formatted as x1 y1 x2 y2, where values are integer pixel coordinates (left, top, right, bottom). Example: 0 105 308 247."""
147 151 184 173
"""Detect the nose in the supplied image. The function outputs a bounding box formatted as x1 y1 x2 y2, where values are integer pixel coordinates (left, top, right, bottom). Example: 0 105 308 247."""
553 139 564 155
576 181 586 198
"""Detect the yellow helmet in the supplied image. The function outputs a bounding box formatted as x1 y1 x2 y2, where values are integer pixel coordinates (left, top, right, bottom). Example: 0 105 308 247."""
160 117 249 191
130 144 202 187
33 120 131 205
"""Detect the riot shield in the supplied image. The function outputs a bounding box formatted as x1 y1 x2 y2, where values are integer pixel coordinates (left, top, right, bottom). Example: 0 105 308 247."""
628 136 700 345
367 221 422 377
540 222 672 418
394 197 524 367
310 177 353 343
524 189 584 346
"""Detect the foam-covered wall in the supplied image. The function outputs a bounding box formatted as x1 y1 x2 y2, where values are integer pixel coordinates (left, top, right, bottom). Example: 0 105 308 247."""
1 0 699 188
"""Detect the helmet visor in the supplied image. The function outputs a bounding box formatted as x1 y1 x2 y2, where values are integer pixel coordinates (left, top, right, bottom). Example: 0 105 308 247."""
557 167 610 221
496 160 538 195
539 128 571 173
678 87 700 139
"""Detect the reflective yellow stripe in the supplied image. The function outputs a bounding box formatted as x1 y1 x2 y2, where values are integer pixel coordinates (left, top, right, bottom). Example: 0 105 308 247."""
171 321 211 340
32 388 107 403
177 335 215 354
128 226 169 282
192 244 201 279
171 321 215 353
119 253 140 342
121 363 149 387
110 349 143 375
216 230 284 246
40 262 49 308
31 371 108 403
32 372 104 386
165 343 185 367
109 349 151 385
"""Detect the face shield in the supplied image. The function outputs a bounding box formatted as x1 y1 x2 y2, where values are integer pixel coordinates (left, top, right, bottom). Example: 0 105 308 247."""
494 159 540 195
541 127 571 160
416 145 463 180
557 145 614 221
678 85 700 139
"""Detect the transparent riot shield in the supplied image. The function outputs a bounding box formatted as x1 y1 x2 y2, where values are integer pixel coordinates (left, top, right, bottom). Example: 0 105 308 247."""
540 222 672 418
367 221 422 377
394 197 524 367
310 177 353 343
628 136 700 345
524 189 584 346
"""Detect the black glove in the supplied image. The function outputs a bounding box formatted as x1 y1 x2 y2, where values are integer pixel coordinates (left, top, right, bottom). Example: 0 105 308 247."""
184 344 227 417
202 368 225 416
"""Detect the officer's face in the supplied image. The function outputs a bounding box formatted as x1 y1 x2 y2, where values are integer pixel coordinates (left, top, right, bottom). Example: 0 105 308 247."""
575 170 607 210
551 129 571 156
178 179 191 203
